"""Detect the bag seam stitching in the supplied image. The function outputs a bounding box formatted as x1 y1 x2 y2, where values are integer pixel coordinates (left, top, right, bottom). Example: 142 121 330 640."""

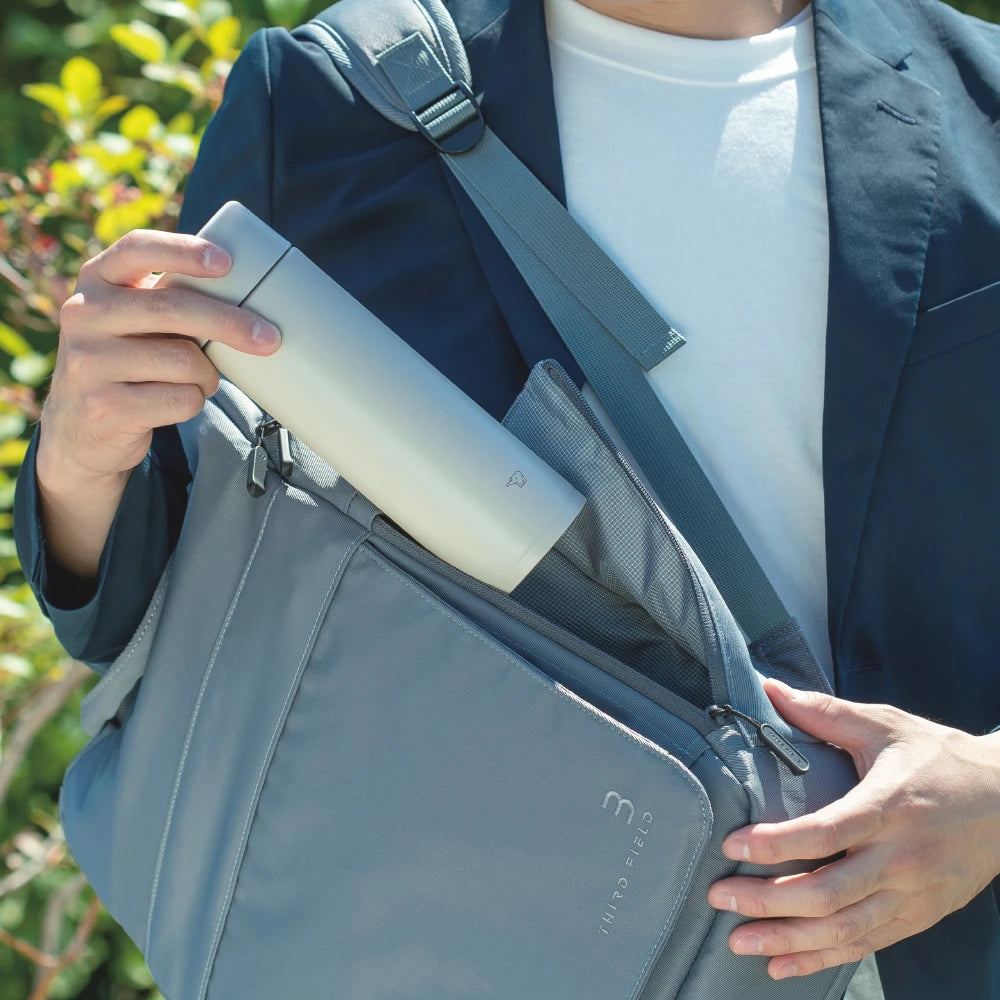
144 488 281 959
196 526 371 1000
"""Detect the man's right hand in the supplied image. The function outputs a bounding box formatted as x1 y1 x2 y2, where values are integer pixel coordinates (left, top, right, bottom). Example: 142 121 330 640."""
33 228 283 589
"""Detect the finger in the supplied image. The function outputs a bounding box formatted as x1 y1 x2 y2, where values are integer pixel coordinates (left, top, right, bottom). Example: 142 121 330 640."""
762 678 896 751
101 380 212 430
100 335 221 399
764 916 910 980
726 891 895 958
722 784 885 864
709 849 887 919
67 286 281 356
86 230 231 287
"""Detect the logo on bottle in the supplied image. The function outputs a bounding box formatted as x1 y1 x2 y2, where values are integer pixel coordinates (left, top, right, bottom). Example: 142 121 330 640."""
506 470 528 488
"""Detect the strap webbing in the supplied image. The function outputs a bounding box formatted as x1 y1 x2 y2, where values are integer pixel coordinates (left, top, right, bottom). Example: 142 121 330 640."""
303 5 793 642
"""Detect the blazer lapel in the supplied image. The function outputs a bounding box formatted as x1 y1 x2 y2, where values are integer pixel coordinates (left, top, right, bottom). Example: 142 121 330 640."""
812 0 941 669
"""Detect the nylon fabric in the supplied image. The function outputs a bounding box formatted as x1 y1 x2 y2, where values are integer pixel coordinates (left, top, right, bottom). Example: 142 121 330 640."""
57 362 861 999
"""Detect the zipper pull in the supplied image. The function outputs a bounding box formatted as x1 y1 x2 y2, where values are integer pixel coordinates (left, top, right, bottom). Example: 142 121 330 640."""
259 417 294 478
246 416 295 497
275 426 294 478
708 704 811 775
246 420 269 498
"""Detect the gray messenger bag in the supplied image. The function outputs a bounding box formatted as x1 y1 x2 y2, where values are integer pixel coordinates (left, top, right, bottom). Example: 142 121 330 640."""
57 0 862 997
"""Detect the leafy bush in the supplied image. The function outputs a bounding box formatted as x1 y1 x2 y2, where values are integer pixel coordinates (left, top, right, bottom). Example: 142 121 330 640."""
0 1 326 995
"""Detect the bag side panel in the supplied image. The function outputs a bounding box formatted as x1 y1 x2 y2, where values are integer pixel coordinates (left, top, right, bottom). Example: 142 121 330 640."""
142 479 369 1000
57 402 274 950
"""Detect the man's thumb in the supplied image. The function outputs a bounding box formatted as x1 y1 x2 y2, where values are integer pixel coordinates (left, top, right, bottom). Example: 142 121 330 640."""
761 677 885 750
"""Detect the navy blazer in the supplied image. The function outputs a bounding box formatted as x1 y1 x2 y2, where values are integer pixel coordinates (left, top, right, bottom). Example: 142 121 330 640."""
13 0 1000 993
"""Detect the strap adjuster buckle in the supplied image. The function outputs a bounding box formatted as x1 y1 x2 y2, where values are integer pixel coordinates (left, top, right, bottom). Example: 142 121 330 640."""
412 81 485 154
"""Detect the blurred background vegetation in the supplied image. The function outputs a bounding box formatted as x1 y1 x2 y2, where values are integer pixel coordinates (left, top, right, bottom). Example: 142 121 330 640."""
0 0 998 995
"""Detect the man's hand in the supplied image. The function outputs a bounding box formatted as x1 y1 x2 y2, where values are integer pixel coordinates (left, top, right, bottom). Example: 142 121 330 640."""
706 677 1000 980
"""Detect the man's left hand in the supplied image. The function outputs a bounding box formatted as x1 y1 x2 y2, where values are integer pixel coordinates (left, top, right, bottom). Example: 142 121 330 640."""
706 677 1000 980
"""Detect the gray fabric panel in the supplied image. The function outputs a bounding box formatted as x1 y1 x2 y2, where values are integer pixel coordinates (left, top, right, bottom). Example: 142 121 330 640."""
504 364 712 682
844 954 886 1000
143 486 370 1000
79 552 174 737
637 753 749 1000
59 391 283 958
369 531 710 764
205 544 715 1000
749 620 835 695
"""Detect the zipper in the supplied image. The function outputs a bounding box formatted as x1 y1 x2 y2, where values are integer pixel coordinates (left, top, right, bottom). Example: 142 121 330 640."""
370 514 718 738
245 413 294 498
707 704 811 775
538 363 815 774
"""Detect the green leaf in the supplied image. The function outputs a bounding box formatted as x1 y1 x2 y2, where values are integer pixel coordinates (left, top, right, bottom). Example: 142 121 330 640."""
142 62 204 96
140 0 196 21
0 413 27 441
0 438 28 466
60 56 102 109
10 352 53 387
0 653 33 678
263 0 310 27
169 29 197 63
206 14 240 56
166 110 194 134
110 21 169 64
0 320 33 358
120 104 161 141
21 82 70 121
0 592 28 619
95 94 130 126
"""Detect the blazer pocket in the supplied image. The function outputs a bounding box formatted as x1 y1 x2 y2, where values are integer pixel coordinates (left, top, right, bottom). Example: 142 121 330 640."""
906 278 1000 365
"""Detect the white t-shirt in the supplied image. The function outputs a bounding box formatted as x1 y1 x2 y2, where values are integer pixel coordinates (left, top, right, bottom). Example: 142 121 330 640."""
545 0 834 679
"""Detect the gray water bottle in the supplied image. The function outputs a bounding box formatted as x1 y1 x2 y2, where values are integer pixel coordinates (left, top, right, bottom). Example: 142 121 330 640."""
162 201 585 593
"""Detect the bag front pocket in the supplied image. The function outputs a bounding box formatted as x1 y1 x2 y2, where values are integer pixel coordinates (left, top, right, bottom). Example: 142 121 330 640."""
204 541 714 1000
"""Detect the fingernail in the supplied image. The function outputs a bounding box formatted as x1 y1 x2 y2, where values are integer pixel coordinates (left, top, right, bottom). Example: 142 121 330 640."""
732 934 763 955
772 961 797 980
204 246 231 272
723 837 751 862
707 887 738 911
252 319 281 349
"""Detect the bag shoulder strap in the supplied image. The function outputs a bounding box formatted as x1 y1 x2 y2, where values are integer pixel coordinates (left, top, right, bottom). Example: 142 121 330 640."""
299 0 830 692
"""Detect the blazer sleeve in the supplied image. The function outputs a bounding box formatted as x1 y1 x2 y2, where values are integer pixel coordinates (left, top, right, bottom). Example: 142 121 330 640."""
11 29 277 676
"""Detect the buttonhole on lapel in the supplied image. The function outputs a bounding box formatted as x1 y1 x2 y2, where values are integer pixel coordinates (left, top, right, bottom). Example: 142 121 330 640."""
876 100 918 126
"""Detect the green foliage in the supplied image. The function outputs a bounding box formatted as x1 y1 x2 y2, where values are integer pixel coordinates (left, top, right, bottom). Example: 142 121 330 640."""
0 0 324 994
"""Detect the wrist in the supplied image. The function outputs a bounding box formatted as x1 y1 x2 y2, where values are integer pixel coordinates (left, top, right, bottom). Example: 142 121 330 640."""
978 730 1000 870
35 428 131 502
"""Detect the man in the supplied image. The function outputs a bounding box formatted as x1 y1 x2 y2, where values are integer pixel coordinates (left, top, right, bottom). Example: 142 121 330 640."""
13 0 1000 995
